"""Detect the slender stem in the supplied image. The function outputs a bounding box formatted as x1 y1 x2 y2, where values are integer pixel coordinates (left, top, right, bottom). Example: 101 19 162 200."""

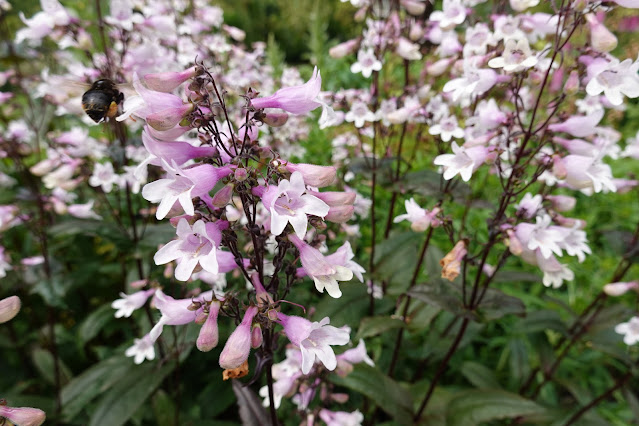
563 372 631 426
414 317 470 422
388 227 434 378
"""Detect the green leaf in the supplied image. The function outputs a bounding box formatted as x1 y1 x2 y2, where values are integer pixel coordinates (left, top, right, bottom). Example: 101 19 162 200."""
408 281 469 319
31 348 72 387
475 287 526 321
231 379 271 426
373 232 421 292
460 361 502 389
78 304 114 343
356 316 406 339
515 310 568 335
61 356 136 422
88 361 176 426
330 364 413 425
446 389 549 426
152 389 177 426
408 282 526 322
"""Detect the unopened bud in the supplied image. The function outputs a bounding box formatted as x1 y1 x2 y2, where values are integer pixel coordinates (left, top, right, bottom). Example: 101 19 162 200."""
197 301 221 352
329 39 359 59
546 195 576 212
0 296 20 323
586 14 617 53
564 70 579 95
251 324 263 349
262 112 289 127
506 229 523 256
147 104 194 131
144 66 201 93
234 168 248 182
401 0 426 15
603 281 639 296
212 184 234 208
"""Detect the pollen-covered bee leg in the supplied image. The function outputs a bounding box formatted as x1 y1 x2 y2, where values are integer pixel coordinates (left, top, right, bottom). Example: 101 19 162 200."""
106 101 119 118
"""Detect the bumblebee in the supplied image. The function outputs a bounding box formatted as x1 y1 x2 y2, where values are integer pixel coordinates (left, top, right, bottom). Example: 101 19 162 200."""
81 79 125 123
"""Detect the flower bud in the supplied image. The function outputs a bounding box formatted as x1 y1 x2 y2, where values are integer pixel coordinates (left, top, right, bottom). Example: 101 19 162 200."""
146 104 194 131
234 168 248 182
329 39 359 59
212 184 234 208
564 70 579 95
282 162 337 188
603 281 639 296
144 66 201 93
400 0 426 15
0 295 20 323
223 24 246 41
219 306 258 369
506 229 523 256
0 405 46 426
325 205 355 223
409 23 425 42
251 324 263 349
586 14 617 53
425 58 453 76
546 195 576 212
262 112 289 127
197 301 221 352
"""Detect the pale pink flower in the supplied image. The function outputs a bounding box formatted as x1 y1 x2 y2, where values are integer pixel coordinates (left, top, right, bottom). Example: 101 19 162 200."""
515 215 565 259
251 67 324 115
429 0 466 30
488 38 538 73
262 171 329 239
277 313 350 374
393 198 440 232
350 48 382 78
154 219 222 281
516 193 543 219
603 281 639 296
67 200 102 220
561 154 616 193
319 409 364 426
289 234 353 298
125 334 156 364
429 115 464 142
615 317 639 345
111 289 156 318
586 56 639 106
434 142 490 182
89 162 118 193
142 160 232 220
548 109 604 138
345 101 377 128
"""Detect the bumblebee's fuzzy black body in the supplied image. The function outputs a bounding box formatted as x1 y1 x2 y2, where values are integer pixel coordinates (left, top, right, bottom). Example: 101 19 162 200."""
81 79 124 123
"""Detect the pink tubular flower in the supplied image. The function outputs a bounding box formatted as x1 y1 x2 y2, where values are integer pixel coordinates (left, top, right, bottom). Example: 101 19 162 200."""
276 313 350 374
262 171 330 239
393 198 441 232
0 295 21 323
289 234 353 298
251 67 323 115
548 110 604 138
142 160 232 220
111 289 156 318
336 339 374 376
144 66 200 92
149 289 213 342
585 14 617 53
117 74 186 122
282 162 337 188
561 154 616 193
146 103 194 131
434 142 490 182
219 306 258 369
154 219 222 281
197 300 221 352
0 405 46 426
138 127 217 177
125 333 157 364
615 316 639 345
